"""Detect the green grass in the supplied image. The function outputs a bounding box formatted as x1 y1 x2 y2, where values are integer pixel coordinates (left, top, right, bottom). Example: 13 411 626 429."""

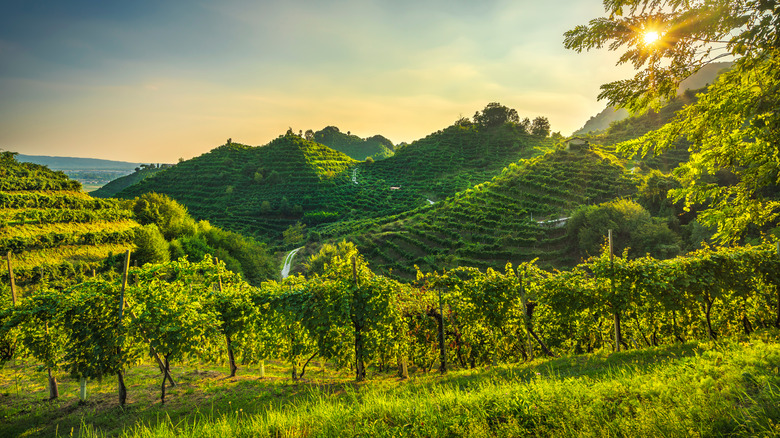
2 332 779 437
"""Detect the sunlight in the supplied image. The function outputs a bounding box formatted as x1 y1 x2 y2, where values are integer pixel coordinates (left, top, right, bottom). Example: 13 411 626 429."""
643 30 660 45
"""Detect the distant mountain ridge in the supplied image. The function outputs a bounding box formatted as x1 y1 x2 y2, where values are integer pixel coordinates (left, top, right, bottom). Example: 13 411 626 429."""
16 154 144 171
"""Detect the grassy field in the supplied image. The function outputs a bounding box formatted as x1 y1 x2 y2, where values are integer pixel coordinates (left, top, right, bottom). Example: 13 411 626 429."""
1 331 778 437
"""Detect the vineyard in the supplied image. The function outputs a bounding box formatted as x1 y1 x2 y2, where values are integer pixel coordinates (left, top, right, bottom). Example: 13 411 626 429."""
1 240 779 436
0 152 138 289
3 241 779 388
316 146 639 279
115 125 556 246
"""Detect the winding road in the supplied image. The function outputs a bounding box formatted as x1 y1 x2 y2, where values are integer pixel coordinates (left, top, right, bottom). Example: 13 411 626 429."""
281 246 304 279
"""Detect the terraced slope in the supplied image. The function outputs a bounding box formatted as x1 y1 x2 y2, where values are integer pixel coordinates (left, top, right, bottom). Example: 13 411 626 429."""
360 122 555 201
116 125 554 245
117 135 418 242
319 147 638 279
0 152 138 290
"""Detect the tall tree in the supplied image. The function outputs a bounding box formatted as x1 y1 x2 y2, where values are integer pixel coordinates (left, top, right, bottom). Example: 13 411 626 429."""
530 116 551 137
565 0 780 243
473 102 520 128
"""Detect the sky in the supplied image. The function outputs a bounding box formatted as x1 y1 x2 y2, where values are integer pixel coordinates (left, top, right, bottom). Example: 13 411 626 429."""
0 0 635 163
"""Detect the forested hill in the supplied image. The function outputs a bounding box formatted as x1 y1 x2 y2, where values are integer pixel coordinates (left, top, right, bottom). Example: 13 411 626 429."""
312 126 394 160
311 146 638 279
115 118 556 245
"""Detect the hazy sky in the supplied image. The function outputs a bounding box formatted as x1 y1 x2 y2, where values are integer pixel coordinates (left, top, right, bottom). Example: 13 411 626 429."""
0 0 634 163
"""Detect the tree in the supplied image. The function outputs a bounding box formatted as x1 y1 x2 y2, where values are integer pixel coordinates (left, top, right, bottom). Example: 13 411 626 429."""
564 0 780 243
473 102 520 128
304 129 314 141
567 199 681 260
130 193 197 240
133 224 170 266
530 116 551 137
283 222 306 246
519 117 531 133
259 200 272 214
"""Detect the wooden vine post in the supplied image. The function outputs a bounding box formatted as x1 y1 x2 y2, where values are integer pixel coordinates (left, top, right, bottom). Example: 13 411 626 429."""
6 252 17 306
437 289 447 374
45 322 58 400
609 229 622 352
116 249 130 406
518 267 534 361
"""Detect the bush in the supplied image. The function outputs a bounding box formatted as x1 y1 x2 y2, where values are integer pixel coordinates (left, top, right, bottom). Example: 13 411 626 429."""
133 224 170 266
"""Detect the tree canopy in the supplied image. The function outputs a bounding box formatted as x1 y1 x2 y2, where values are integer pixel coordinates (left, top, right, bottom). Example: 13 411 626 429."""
473 102 520 128
565 0 780 243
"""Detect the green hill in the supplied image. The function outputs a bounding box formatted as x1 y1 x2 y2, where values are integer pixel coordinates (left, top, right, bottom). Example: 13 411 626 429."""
0 152 138 290
311 146 637 279
359 121 554 202
90 165 170 198
312 126 394 160
116 123 555 245
582 89 704 172
573 62 731 136
117 135 375 242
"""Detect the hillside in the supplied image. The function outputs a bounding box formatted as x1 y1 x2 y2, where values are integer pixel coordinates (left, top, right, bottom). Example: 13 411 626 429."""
312 126 394 160
0 152 138 290
572 106 629 136
359 121 554 201
310 146 637 279
90 165 169 198
580 89 704 173
15 154 148 192
117 136 377 242
573 61 732 136
116 124 554 245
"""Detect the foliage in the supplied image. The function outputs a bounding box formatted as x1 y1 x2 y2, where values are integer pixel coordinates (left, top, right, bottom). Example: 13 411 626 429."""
132 224 170 266
567 198 682 260
565 0 780 242
473 102 519 128
129 192 197 240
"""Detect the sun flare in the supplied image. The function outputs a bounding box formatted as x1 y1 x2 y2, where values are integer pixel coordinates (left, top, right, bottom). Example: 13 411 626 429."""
643 31 660 45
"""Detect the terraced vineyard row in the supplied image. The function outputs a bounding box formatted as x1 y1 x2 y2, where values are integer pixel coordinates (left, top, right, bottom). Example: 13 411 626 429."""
1 153 139 289
335 148 638 278
117 136 429 244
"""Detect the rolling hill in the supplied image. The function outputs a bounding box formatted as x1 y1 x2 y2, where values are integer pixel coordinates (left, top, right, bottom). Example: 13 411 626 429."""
306 145 638 279
0 152 138 291
115 123 556 245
